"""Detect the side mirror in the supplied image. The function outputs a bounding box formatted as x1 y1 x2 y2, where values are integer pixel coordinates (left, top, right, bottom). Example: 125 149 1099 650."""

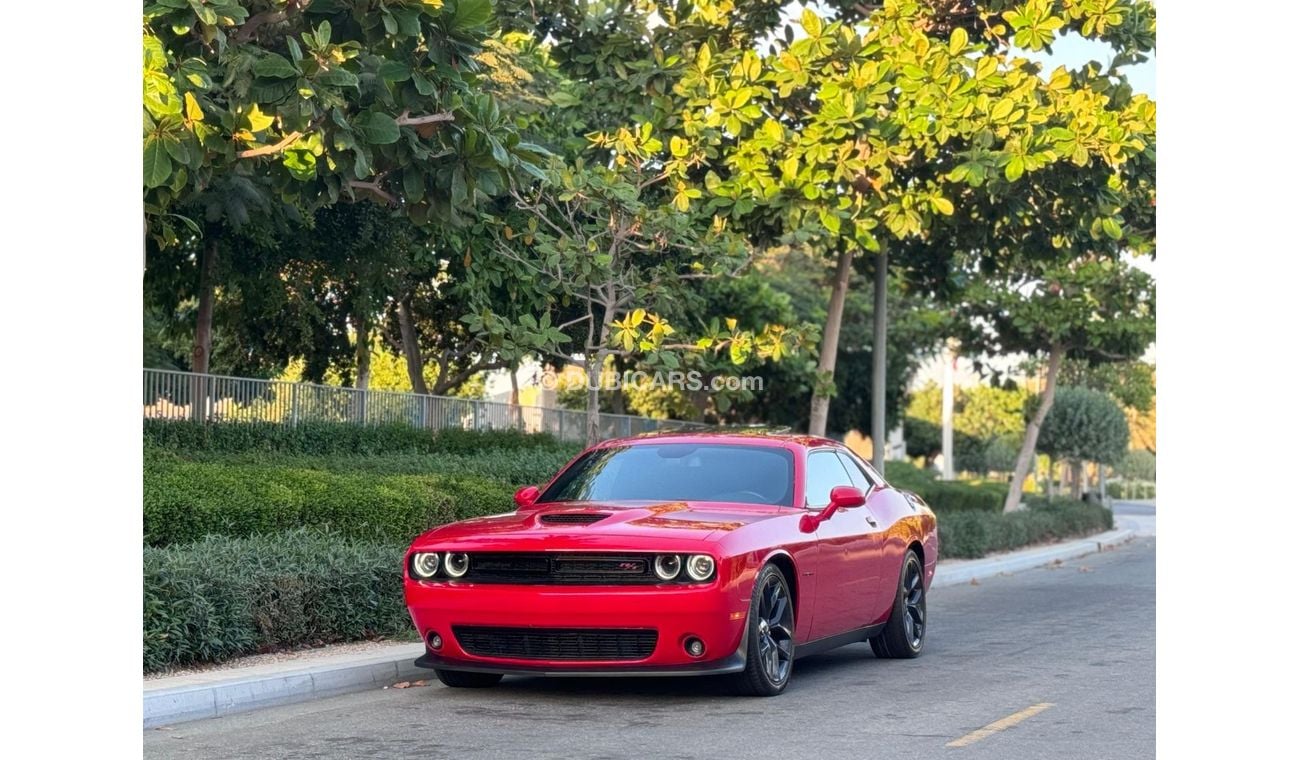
800 486 868 532
513 485 540 508
829 485 867 509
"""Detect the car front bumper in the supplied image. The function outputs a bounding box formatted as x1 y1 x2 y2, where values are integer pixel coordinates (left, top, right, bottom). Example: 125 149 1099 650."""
405 580 750 675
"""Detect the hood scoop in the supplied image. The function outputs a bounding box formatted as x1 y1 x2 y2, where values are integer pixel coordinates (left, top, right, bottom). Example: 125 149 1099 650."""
539 512 611 526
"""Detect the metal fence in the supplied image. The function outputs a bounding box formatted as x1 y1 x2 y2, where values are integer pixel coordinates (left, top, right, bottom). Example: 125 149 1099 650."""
142 368 711 443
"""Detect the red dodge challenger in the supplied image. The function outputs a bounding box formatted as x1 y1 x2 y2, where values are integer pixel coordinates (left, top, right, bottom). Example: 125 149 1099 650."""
404 431 938 695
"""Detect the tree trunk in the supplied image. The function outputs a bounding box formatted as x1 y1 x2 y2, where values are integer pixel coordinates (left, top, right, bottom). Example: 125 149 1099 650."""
192 237 218 375
808 244 855 438
396 297 429 395
353 312 371 391
1070 460 1084 500
1046 456 1056 502
1002 343 1064 513
508 358 521 429
586 352 603 446
871 246 889 472
586 302 615 447
940 339 956 480
190 236 218 422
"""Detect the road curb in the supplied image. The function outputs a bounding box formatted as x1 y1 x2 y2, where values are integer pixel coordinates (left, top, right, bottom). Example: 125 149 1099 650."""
144 644 426 729
931 528 1135 589
143 528 1134 729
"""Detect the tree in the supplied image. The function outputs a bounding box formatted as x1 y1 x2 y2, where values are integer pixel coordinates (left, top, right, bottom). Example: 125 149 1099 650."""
963 259 1155 510
143 0 545 379
664 0 1158 471
468 156 814 443
1037 385 1130 499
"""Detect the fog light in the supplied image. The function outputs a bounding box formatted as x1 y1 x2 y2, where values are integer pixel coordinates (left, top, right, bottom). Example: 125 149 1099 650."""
685 637 705 658
428 632 443 650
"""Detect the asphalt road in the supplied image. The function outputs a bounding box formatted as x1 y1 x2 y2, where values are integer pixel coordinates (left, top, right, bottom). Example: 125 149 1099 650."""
145 538 1156 760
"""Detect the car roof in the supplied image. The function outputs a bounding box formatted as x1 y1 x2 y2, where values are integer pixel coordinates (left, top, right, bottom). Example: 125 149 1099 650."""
591 429 842 450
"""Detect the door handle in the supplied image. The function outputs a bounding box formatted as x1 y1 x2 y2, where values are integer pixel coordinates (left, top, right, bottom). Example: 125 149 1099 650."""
865 514 878 527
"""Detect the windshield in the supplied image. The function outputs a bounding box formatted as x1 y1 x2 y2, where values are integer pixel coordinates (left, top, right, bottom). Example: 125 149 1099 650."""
538 443 795 507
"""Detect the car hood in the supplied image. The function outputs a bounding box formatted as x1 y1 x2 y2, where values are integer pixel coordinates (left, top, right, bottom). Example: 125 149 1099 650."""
410 500 790 550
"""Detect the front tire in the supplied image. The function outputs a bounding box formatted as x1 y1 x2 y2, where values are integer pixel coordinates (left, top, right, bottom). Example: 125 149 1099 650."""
433 669 504 688
734 564 796 696
870 550 927 659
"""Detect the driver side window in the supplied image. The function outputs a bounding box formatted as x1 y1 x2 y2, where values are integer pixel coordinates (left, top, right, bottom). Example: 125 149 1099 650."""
804 451 853 508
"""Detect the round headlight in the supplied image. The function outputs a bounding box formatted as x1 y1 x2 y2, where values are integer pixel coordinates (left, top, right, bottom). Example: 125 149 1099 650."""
445 552 470 578
412 552 440 579
654 554 682 580
685 554 716 582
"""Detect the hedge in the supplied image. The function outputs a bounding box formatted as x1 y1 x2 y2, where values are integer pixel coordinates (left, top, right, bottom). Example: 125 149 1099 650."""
937 498 1114 559
884 461 1008 513
144 529 411 672
155 447 580 488
143 455 516 546
143 419 572 456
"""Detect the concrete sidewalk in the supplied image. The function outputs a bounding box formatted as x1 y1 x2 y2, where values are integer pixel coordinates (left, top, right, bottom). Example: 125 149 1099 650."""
144 527 1133 729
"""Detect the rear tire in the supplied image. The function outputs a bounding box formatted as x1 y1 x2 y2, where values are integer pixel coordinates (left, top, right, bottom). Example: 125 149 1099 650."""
869 550 926 659
433 669 504 688
734 564 796 696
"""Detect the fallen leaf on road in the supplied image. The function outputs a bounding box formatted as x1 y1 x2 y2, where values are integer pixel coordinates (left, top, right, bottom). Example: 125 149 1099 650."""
1052 559 1064 566
412 680 428 687
1078 566 1093 573
393 681 411 689
970 578 980 586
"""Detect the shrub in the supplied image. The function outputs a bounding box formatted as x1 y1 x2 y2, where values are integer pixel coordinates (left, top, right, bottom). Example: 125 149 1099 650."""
143 529 411 672
1037 387 1130 467
142 419 569 457
882 461 1006 513
143 455 517 546
159 447 581 487
937 499 1114 559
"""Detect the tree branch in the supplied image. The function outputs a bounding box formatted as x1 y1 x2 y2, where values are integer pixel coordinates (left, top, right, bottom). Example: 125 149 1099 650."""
234 0 313 44
237 131 303 159
348 180 398 205
395 109 456 126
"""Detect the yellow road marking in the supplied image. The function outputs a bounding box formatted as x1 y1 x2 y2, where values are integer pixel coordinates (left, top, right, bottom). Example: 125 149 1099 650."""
946 702 1056 748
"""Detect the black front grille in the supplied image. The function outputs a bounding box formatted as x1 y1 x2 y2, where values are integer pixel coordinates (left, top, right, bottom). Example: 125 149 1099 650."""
539 513 610 525
463 553 668 584
453 626 658 661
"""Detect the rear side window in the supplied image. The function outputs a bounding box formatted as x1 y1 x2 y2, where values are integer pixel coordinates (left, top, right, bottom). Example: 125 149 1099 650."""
836 451 882 491
804 451 852 508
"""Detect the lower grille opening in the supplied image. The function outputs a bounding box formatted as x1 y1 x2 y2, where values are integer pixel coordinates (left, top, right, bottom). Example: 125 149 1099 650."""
453 626 658 661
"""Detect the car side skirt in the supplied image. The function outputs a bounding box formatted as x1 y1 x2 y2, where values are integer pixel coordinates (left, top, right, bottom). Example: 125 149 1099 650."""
793 623 886 660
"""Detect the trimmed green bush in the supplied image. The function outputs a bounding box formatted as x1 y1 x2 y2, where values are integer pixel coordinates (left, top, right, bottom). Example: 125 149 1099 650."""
143 419 570 457
882 461 1007 513
937 498 1114 559
144 529 411 672
156 447 580 487
143 454 516 546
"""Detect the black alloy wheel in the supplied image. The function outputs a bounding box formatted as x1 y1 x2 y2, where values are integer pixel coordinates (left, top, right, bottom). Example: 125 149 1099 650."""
870 550 927 659
736 564 796 695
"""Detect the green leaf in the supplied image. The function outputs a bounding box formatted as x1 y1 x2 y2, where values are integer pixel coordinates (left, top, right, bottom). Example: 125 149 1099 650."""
800 8 823 37
144 137 173 188
932 197 954 215
949 27 968 55
244 104 275 132
1004 155 1025 181
991 98 1015 122
449 0 492 31
377 59 412 81
1101 217 1123 240
316 67 359 88
354 112 400 144
253 53 298 79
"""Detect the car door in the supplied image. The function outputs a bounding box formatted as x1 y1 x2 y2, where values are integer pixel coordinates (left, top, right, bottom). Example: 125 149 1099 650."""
805 450 882 640
836 451 895 625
